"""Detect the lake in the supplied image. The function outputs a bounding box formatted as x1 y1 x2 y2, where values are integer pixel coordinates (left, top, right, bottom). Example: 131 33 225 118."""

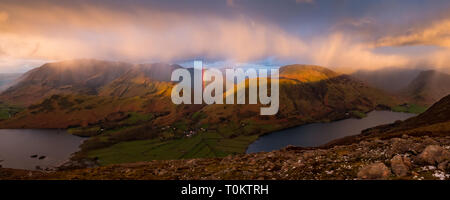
246 111 416 153
0 129 85 170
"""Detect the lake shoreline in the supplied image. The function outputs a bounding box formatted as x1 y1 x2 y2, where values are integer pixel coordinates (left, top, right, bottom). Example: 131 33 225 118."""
0 129 86 170
246 110 417 153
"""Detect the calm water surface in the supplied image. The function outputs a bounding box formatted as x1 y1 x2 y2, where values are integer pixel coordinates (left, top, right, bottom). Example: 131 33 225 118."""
0 129 85 170
246 111 416 153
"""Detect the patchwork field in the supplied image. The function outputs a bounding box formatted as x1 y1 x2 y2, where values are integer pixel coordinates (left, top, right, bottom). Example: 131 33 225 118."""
88 131 258 166
392 104 428 114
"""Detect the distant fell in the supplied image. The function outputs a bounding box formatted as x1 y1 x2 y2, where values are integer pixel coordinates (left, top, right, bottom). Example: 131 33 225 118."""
401 70 450 105
0 59 182 105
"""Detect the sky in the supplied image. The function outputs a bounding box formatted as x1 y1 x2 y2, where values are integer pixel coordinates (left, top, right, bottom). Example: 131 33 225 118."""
1 0 450 73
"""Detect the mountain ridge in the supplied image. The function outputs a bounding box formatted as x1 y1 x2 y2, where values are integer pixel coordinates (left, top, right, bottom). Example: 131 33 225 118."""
0 59 133 105
401 70 450 105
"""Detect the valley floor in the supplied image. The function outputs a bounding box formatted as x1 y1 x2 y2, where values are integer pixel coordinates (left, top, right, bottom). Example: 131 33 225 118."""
1 134 449 180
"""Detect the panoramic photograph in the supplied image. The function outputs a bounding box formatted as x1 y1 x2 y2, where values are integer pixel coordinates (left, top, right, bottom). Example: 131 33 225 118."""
0 0 449 188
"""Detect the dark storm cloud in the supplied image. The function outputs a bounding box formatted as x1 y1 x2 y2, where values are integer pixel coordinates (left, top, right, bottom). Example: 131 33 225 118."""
1 0 450 72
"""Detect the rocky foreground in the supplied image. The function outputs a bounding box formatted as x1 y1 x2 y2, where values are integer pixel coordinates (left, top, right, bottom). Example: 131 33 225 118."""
1 134 449 180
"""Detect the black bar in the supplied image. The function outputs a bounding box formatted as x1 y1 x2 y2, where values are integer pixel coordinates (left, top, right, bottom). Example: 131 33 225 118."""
0 180 447 199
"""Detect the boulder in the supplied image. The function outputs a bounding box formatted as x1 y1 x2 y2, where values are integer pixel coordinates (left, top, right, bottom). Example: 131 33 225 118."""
438 161 449 171
417 145 450 165
388 138 411 156
357 162 391 180
390 155 410 177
